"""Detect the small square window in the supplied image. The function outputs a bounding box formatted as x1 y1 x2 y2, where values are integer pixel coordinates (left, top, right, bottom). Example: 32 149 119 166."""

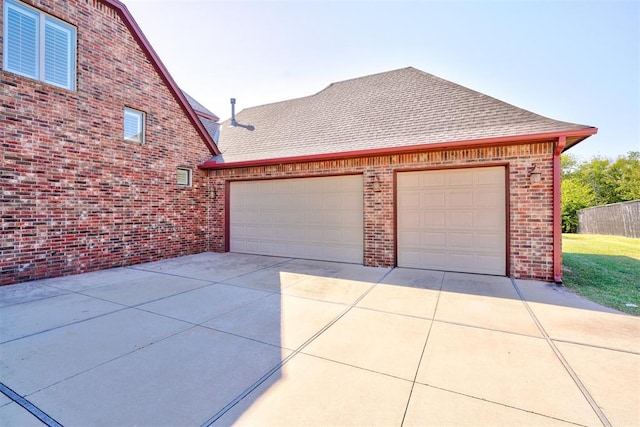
124 108 145 143
177 168 192 187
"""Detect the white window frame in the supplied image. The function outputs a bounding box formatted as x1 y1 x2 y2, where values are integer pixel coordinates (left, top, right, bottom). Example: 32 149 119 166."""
124 108 145 143
3 0 76 90
176 168 192 187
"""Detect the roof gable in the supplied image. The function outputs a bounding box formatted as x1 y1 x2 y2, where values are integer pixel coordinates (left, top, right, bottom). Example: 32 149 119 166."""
211 67 594 164
99 0 220 155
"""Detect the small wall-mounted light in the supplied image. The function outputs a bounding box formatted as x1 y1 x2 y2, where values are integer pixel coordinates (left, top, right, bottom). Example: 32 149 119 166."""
528 163 541 184
372 175 382 192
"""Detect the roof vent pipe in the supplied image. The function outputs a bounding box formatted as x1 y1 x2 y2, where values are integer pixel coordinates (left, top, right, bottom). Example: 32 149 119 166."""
230 98 237 126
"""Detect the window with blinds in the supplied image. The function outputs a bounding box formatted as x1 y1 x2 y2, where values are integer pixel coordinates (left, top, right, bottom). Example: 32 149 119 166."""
124 108 145 143
177 168 192 187
3 0 76 90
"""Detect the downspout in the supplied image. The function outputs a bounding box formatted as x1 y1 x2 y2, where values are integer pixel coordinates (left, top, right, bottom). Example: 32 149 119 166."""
206 170 211 252
553 136 567 283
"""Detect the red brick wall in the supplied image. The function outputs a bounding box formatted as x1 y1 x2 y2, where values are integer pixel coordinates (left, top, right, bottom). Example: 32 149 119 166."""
1 0 212 285
207 142 556 281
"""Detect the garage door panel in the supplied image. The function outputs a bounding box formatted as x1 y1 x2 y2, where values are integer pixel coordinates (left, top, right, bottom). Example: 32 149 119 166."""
447 232 475 249
447 191 474 208
257 227 276 240
286 211 307 225
475 212 501 228
475 168 504 185
420 192 445 208
400 230 447 248
402 250 447 270
421 251 447 268
421 172 445 187
311 228 352 243
422 232 447 247
306 196 324 210
420 212 446 228
337 177 363 191
341 195 364 210
323 211 344 226
398 211 419 227
476 254 504 272
231 176 363 263
401 211 448 229
230 225 246 240
261 197 279 210
447 170 474 186
257 241 285 256
398 231 420 247
448 252 475 269
230 240 244 252
324 194 344 209
447 212 474 228
398 192 421 208
308 211 324 225
339 228 363 242
398 167 506 275
475 189 503 208
397 173 421 188
257 211 273 224
476 232 504 250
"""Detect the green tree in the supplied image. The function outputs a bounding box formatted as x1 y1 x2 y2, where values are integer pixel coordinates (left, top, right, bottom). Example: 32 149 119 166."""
560 151 639 232
561 153 579 177
562 178 596 233
611 151 640 200
574 157 619 205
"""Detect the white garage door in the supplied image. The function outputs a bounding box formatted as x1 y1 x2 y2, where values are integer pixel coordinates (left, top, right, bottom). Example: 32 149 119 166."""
230 175 364 263
397 167 506 275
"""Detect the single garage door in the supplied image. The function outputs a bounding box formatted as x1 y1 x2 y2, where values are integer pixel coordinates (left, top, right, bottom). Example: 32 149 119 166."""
230 175 364 263
397 167 506 275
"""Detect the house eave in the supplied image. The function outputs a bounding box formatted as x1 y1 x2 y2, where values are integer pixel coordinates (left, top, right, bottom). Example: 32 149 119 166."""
198 128 597 170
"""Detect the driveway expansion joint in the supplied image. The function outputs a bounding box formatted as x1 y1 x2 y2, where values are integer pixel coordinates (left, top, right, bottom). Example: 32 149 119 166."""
400 271 444 426
411 382 589 427
510 278 612 427
0 382 62 427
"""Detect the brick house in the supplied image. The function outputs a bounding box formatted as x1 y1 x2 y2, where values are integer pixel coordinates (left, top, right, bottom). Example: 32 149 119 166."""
2 1 596 286
200 67 597 282
1 0 220 285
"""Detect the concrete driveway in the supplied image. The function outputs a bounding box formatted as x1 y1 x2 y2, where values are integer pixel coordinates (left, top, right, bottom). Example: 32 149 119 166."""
1 253 638 426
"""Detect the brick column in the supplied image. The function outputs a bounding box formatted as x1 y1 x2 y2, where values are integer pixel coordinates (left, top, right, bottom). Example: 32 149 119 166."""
363 167 395 267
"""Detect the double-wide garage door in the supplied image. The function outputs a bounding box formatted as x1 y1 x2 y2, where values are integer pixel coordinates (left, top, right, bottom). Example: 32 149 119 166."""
397 167 506 275
230 175 364 263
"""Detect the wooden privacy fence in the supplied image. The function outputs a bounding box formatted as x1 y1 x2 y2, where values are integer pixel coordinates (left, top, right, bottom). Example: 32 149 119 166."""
578 200 639 238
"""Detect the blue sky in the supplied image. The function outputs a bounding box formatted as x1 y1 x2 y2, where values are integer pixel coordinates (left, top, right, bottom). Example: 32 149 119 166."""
125 0 639 160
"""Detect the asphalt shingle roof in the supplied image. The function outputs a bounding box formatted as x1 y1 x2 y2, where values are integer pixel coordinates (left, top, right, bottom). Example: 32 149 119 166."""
212 67 593 163
182 90 220 143
182 91 219 120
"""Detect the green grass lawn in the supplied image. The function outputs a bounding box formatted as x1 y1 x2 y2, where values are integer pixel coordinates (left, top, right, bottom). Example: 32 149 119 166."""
563 234 640 315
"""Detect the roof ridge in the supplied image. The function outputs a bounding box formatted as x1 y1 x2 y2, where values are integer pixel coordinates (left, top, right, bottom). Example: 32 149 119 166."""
222 92 317 120
222 66 418 120
318 66 417 91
